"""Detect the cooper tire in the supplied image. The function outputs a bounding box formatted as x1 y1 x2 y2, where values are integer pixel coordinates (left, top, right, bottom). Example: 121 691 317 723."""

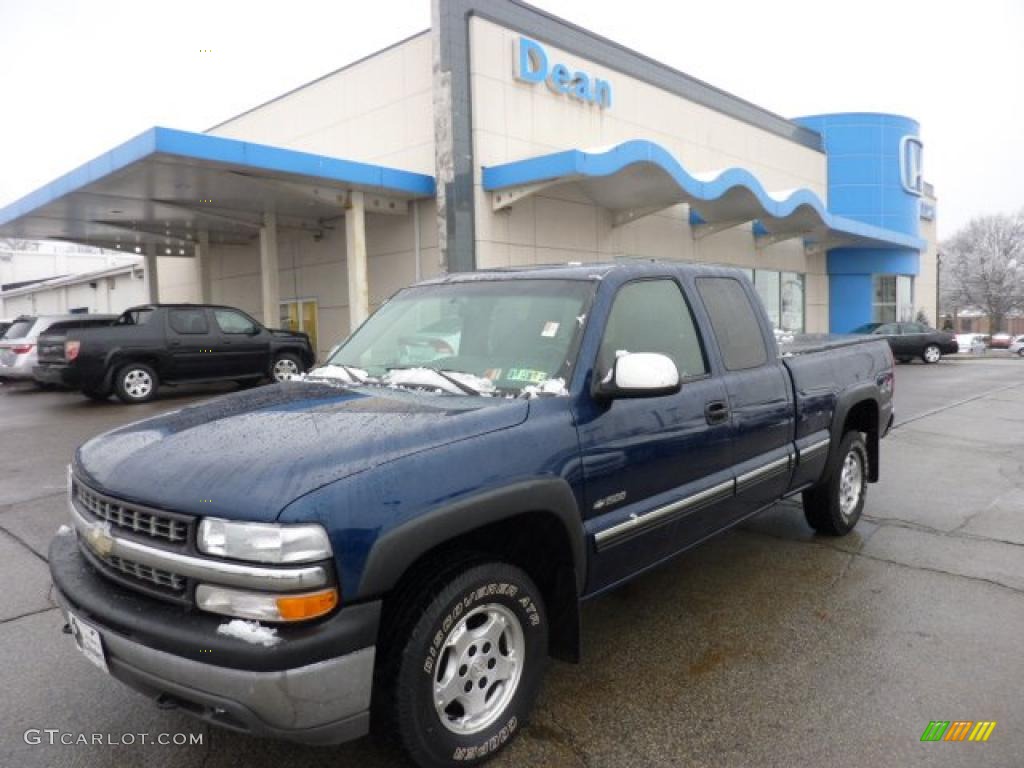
388 562 548 768
922 344 942 364
803 431 868 536
114 363 159 404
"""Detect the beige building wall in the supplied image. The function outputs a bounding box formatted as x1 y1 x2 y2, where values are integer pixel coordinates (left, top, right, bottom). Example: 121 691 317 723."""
466 18 831 331
208 33 434 175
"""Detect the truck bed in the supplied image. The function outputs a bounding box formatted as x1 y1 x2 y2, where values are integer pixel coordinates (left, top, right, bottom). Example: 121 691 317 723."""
776 333 876 357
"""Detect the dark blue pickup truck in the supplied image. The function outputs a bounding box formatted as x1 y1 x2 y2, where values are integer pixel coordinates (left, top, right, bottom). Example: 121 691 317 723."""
50 262 894 768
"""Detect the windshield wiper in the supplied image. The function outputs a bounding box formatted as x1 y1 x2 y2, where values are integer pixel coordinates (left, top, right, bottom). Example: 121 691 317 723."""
385 366 484 396
335 364 367 384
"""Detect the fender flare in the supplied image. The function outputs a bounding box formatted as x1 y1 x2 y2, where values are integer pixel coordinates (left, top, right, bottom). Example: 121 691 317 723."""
829 386 881 481
356 477 586 599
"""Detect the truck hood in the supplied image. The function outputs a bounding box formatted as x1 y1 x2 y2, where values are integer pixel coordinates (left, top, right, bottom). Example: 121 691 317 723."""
75 382 528 521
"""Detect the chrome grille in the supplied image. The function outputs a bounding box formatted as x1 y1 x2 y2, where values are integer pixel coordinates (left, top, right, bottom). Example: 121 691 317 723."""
74 481 190 545
98 553 186 592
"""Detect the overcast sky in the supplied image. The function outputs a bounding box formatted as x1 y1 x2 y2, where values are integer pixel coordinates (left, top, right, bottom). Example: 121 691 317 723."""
1 0 1021 239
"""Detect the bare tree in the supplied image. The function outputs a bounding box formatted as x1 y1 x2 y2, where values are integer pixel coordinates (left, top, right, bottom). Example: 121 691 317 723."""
0 238 39 252
941 211 1024 332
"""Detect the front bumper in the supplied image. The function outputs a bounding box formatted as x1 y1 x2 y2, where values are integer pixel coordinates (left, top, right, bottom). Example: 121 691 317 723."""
49 532 380 745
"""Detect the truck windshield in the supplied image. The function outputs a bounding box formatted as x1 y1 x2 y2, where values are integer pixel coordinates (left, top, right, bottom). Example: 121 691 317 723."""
327 279 595 394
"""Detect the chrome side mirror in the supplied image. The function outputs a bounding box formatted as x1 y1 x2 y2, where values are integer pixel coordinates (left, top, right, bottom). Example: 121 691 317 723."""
593 352 681 399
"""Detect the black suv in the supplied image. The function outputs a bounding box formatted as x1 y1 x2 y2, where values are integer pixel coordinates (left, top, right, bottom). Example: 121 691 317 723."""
34 304 315 403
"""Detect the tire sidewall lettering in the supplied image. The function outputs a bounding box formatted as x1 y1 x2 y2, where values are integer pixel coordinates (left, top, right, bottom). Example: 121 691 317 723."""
423 581 536 677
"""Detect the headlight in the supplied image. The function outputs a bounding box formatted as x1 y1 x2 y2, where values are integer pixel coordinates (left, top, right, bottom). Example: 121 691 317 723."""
196 584 338 622
197 518 332 564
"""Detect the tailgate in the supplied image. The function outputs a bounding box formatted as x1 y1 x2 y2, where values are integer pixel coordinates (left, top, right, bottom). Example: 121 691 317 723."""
36 334 67 364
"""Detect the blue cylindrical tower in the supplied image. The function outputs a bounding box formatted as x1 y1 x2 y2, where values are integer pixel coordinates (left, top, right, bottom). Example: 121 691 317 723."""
795 112 924 332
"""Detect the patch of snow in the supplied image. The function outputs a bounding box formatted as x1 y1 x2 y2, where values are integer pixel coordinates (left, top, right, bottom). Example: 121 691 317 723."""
302 364 368 385
773 328 795 345
216 619 281 647
383 368 495 396
520 377 569 399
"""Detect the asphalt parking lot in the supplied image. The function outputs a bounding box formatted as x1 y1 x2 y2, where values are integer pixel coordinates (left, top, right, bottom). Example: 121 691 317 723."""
1 356 1022 767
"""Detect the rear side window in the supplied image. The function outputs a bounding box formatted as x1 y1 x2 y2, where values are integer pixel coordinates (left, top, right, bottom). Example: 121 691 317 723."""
169 309 210 335
599 279 708 379
695 277 768 371
214 309 257 335
118 309 154 326
4 318 35 339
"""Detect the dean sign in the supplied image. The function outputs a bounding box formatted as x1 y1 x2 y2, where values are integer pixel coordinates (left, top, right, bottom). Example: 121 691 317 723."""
514 37 612 109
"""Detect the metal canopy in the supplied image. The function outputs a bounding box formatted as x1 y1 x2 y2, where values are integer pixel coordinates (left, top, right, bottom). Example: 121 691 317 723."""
483 140 924 252
0 127 436 253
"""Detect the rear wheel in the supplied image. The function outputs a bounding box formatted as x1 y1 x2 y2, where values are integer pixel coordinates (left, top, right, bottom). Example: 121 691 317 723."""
922 344 942 364
114 363 159 404
384 562 547 768
270 352 303 382
803 431 868 536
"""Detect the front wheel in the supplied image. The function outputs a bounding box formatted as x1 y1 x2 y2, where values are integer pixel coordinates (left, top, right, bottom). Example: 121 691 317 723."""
114 363 159 404
803 431 868 536
389 562 548 768
270 352 303 382
922 344 942 364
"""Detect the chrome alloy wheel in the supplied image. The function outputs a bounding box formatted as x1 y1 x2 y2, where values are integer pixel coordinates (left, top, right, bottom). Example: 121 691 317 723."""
272 357 300 381
432 603 525 736
123 369 153 399
923 345 941 363
839 449 864 520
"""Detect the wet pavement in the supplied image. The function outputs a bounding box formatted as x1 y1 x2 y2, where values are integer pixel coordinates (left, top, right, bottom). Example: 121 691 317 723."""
1 357 1022 767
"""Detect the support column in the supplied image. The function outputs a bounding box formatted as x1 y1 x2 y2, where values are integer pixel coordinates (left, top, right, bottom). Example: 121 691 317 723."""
144 244 160 303
345 190 369 332
259 212 280 328
196 230 212 303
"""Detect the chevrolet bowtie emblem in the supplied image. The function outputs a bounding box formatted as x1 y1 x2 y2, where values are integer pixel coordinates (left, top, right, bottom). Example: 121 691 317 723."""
85 523 115 557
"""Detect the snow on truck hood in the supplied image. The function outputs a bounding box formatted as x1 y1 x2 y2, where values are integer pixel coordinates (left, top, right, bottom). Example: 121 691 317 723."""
75 381 529 522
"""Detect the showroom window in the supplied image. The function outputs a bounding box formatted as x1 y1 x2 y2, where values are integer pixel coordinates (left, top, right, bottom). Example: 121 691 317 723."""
873 275 914 323
747 269 805 332
280 299 319 353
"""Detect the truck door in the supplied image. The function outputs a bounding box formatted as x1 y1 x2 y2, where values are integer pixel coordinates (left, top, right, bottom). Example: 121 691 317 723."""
576 277 736 591
212 308 270 376
694 276 795 520
166 308 223 380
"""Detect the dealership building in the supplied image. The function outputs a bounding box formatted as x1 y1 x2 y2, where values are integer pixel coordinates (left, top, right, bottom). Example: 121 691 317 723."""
0 0 937 359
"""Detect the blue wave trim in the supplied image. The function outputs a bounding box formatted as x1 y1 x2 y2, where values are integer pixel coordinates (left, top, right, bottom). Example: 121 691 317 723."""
482 140 923 251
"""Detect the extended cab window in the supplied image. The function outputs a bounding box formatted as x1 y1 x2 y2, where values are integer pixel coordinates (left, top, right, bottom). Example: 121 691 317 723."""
696 277 768 371
599 279 707 379
214 309 257 335
169 309 210 335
